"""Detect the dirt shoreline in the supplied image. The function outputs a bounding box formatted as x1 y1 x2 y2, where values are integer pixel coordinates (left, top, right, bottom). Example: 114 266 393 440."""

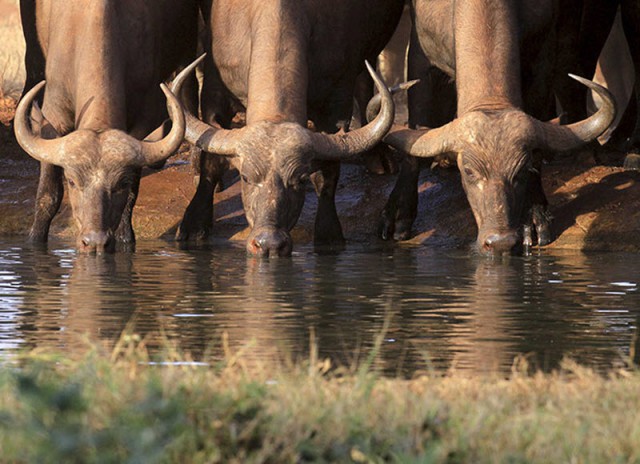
2 0 638 253
2 111 640 252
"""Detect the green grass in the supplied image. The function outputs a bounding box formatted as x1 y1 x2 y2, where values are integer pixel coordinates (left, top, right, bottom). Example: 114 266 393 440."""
1 334 640 463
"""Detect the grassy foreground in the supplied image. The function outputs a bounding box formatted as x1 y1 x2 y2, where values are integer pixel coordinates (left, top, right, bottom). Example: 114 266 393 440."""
1 336 640 463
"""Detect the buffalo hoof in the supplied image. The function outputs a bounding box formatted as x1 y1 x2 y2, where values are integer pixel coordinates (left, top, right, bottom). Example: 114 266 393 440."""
532 206 553 246
313 240 346 256
175 222 210 242
115 223 135 244
25 234 48 252
27 227 49 244
379 212 395 241
176 201 213 242
379 207 414 241
314 223 345 247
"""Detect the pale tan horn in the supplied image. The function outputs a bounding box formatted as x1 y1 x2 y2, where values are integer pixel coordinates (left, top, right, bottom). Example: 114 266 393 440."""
170 54 241 157
14 81 68 166
138 83 186 166
536 74 616 152
310 61 395 160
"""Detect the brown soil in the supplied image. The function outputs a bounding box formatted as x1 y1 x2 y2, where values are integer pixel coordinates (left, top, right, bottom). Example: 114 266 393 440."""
1 98 639 252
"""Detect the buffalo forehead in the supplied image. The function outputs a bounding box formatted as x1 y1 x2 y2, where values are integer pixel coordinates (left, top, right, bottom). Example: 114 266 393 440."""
237 122 313 166
458 111 536 147
60 131 139 181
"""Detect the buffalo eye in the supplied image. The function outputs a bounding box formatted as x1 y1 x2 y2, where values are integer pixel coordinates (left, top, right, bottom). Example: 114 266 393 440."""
462 166 480 182
114 178 132 192
513 168 529 187
290 174 309 191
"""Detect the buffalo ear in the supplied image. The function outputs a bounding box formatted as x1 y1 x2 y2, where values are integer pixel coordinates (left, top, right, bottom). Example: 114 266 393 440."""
29 101 60 139
29 101 44 135
547 111 567 126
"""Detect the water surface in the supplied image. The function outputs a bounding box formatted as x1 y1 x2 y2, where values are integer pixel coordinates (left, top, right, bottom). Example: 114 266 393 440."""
1 239 638 375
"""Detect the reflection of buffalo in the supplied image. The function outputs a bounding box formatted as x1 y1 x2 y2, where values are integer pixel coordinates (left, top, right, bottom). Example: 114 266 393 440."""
6 244 638 373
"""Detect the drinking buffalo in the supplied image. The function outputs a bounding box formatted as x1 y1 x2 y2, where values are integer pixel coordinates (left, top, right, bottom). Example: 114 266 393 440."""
377 0 615 254
175 0 405 256
14 0 198 253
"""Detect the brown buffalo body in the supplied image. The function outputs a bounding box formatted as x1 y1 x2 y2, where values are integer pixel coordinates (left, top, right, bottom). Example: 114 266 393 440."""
15 0 198 252
379 0 615 254
176 0 405 256
556 0 640 155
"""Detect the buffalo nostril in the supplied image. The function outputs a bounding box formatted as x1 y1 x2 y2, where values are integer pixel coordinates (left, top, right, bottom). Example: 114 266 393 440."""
80 231 112 252
248 229 292 257
483 233 517 253
484 234 498 248
257 237 269 250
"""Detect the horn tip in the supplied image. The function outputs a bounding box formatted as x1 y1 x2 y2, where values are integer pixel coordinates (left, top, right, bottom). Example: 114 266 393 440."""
568 73 590 86
194 53 207 66
399 79 420 91
364 60 374 75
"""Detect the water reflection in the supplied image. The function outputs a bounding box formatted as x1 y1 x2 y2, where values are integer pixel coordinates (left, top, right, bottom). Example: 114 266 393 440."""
0 239 638 375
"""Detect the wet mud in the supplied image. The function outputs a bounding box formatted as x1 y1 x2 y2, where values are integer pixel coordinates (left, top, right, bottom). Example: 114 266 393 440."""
2 108 639 252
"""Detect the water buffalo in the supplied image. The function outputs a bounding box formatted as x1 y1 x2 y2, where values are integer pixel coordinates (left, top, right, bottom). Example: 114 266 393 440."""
556 1 639 159
13 0 197 253
174 0 405 257
377 0 615 254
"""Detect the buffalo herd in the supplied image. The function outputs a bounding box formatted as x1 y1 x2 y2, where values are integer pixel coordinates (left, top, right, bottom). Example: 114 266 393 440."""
13 0 634 256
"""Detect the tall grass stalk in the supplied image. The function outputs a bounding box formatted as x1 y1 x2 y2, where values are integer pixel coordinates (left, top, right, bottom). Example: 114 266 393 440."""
1 333 640 463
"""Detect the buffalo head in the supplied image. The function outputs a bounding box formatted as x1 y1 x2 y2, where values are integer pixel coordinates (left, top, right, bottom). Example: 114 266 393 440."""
14 82 185 253
173 56 395 257
382 75 616 255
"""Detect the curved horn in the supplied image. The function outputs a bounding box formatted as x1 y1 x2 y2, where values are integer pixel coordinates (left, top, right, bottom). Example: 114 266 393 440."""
311 61 395 160
363 76 460 159
536 74 616 152
138 83 186 165
14 81 67 166
365 79 420 124
384 122 460 159
170 54 240 157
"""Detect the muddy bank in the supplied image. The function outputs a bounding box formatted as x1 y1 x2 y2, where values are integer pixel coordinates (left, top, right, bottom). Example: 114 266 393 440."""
2 113 639 252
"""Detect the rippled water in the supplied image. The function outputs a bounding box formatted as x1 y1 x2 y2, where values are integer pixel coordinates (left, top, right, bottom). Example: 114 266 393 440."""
1 238 639 375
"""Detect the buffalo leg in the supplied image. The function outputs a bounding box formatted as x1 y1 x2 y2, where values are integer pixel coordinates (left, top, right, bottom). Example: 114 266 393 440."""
29 162 64 243
311 160 344 246
379 155 420 241
176 54 234 242
176 153 226 241
114 168 141 245
521 162 552 248
19 0 46 101
380 30 455 241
